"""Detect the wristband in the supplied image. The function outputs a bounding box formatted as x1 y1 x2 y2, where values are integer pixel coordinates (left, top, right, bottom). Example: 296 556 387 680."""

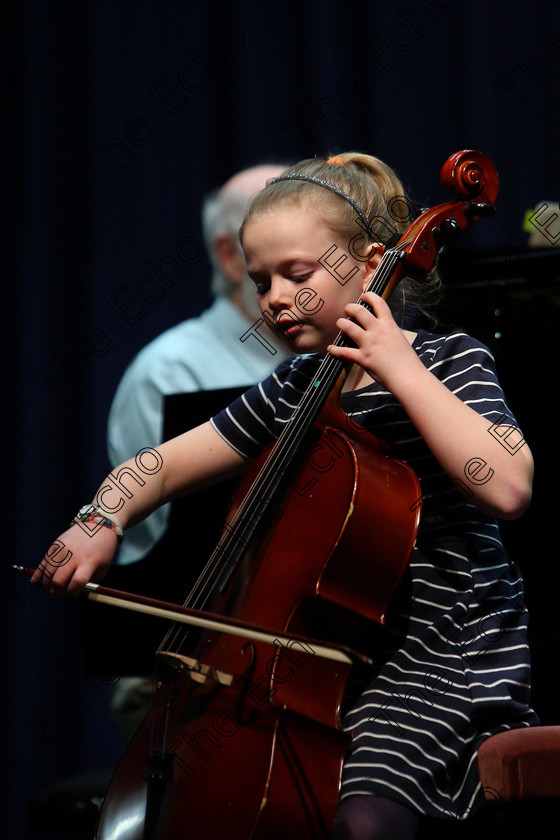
72 504 124 543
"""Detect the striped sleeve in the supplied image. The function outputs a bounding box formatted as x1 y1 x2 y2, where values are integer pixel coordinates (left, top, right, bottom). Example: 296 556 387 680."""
210 379 278 459
427 333 519 428
210 355 312 459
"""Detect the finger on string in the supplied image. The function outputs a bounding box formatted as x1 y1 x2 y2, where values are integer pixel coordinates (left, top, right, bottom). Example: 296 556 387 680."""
360 291 391 315
345 302 376 325
328 343 360 363
336 317 367 344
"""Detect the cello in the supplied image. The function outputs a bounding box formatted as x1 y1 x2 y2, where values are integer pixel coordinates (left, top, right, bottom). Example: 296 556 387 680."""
32 151 500 839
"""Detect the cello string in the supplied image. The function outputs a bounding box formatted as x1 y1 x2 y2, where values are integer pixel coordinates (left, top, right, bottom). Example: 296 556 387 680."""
159 248 406 656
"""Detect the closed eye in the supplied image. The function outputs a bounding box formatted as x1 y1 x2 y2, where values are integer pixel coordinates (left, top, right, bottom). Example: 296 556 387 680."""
248 272 269 295
250 268 313 296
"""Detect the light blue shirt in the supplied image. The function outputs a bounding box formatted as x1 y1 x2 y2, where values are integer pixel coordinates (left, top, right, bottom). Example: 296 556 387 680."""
107 297 289 564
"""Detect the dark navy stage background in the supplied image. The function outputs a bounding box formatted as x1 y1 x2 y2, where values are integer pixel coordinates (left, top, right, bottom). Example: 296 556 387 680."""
2 1 560 837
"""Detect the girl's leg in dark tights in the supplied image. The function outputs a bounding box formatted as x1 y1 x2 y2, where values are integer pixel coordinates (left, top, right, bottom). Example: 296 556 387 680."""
330 795 419 840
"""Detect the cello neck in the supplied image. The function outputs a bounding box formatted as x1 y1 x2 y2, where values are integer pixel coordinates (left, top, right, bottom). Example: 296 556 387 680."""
293 246 407 421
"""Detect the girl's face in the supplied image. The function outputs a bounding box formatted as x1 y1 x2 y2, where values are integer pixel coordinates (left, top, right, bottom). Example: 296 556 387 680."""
242 204 378 353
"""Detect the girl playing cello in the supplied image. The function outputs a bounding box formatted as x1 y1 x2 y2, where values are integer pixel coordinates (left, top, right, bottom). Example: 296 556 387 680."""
33 152 537 839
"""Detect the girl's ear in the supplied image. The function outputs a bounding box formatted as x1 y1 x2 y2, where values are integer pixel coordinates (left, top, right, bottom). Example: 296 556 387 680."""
361 243 384 291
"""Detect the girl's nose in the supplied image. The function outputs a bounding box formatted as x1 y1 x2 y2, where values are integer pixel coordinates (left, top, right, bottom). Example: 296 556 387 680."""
267 276 293 311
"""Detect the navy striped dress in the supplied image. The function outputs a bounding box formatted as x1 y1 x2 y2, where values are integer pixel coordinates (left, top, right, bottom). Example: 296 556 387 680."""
210 329 538 821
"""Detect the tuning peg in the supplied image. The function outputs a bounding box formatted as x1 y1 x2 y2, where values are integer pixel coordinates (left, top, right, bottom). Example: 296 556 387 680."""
464 202 495 220
436 218 462 246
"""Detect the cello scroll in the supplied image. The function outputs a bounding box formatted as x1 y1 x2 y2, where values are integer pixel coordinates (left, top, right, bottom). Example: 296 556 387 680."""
392 149 499 282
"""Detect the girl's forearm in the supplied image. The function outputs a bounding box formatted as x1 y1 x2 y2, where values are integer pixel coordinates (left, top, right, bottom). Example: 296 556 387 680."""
33 422 248 594
94 421 248 530
390 359 533 519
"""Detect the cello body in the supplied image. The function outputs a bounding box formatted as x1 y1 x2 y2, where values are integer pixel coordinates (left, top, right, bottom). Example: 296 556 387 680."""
96 417 421 839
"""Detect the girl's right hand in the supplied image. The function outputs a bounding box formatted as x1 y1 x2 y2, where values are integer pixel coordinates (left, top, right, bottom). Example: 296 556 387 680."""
31 523 119 595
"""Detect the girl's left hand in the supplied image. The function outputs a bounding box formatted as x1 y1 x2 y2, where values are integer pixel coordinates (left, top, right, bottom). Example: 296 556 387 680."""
327 292 424 389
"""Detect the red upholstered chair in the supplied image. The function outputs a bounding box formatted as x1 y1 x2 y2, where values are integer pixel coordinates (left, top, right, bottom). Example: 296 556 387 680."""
416 728 560 839
478 726 560 800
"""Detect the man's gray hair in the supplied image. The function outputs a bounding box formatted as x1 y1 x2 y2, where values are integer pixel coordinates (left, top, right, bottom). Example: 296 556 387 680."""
201 189 249 297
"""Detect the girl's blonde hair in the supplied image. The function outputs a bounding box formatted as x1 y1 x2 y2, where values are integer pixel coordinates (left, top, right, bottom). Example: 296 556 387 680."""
241 151 441 328
242 152 408 242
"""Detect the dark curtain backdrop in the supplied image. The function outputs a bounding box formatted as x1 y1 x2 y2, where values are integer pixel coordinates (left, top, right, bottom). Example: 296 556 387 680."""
2 1 560 837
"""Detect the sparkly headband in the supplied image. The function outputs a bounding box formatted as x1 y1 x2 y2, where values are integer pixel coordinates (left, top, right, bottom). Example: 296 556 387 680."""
265 173 376 240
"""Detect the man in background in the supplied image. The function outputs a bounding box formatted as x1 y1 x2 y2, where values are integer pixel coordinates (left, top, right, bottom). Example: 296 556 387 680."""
107 164 289 568
100 165 289 737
